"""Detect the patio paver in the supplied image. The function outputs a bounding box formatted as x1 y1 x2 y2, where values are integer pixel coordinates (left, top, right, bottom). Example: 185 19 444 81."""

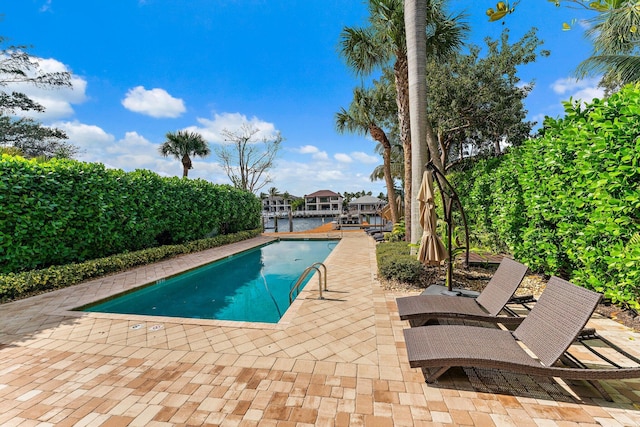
1 232 639 426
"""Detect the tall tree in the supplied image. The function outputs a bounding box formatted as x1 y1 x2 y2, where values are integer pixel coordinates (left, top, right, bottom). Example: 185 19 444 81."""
0 36 76 158
336 73 400 223
427 28 548 168
403 0 469 244
215 124 282 193
341 0 467 240
158 130 211 178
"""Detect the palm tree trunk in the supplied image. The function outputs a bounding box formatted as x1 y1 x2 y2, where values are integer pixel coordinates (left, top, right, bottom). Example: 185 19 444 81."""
404 0 428 246
369 124 399 223
426 119 444 172
181 154 192 178
394 54 412 241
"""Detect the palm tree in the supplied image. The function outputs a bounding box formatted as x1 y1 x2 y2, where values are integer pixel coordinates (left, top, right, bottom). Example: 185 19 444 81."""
370 137 404 183
404 0 468 244
158 130 211 178
577 2 640 84
340 0 467 240
336 77 400 223
268 187 280 197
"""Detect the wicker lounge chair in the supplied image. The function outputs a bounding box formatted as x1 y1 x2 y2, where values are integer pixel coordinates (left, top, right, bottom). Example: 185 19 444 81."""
403 276 640 401
396 257 530 327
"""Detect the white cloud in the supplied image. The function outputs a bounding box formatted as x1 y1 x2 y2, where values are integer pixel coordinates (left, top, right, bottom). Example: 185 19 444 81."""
122 86 186 118
53 121 115 155
334 153 352 163
297 145 320 154
7 57 87 120
265 160 348 196
54 120 225 181
551 77 604 103
573 86 605 103
313 151 329 161
267 158 384 196
294 144 328 160
351 151 379 164
48 117 385 197
184 112 278 143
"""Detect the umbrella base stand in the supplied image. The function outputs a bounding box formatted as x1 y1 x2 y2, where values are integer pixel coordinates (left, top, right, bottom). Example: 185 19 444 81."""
421 285 480 299
441 289 463 297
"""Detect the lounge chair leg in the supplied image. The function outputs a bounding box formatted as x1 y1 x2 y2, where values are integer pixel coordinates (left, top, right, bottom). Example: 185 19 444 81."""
423 366 451 383
587 380 613 402
560 353 614 402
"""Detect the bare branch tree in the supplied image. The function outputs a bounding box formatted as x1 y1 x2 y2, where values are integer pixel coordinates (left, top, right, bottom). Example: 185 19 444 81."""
215 124 282 193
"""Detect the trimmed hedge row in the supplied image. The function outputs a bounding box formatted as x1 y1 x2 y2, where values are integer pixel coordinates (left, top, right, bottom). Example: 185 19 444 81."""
0 156 262 273
376 241 424 283
0 228 261 302
450 83 640 308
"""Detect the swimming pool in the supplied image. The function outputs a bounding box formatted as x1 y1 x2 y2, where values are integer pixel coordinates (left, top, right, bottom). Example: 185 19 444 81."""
80 239 337 323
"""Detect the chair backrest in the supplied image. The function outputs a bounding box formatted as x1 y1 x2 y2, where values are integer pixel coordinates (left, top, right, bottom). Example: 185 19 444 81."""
475 257 529 316
513 276 602 367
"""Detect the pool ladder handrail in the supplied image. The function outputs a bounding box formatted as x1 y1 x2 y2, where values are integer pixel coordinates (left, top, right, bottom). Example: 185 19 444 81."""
289 262 327 303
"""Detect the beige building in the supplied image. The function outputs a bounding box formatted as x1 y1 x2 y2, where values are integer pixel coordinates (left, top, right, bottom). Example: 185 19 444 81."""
261 195 300 214
304 190 343 215
348 195 385 215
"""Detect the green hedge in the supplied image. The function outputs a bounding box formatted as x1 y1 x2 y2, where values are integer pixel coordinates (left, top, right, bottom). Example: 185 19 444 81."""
450 83 640 308
0 156 261 273
0 228 261 302
376 241 423 283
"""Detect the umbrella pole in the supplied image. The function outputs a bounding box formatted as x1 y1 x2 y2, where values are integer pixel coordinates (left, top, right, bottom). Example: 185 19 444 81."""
426 161 469 296
445 197 455 294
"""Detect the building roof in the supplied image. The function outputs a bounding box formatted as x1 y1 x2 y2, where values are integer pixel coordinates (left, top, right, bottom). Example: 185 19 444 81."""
262 194 300 200
349 195 385 205
305 190 341 198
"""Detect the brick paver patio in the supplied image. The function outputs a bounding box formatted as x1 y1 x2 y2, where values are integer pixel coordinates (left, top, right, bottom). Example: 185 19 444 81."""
1 232 639 426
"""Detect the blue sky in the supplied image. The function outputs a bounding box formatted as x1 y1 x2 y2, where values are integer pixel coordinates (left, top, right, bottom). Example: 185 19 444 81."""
3 1 598 197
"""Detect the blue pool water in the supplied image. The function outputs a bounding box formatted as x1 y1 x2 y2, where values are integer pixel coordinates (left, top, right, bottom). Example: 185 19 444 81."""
81 239 337 323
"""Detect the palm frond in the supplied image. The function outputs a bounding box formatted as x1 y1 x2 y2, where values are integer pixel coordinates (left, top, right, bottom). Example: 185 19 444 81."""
577 54 640 84
585 3 640 55
425 7 470 61
339 26 387 75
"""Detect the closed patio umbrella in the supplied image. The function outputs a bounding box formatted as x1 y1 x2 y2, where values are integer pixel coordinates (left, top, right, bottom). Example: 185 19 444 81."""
417 170 447 266
380 204 392 221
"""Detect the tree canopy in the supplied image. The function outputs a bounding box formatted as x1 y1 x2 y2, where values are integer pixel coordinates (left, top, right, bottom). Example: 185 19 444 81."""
427 28 548 169
0 36 75 159
158 130 211 178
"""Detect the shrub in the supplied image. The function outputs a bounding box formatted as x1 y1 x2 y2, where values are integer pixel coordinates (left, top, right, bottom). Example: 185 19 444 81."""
0 228 261 302
449 83 640 309
517 85 640 306
376 241 423 283
0 157 261 273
